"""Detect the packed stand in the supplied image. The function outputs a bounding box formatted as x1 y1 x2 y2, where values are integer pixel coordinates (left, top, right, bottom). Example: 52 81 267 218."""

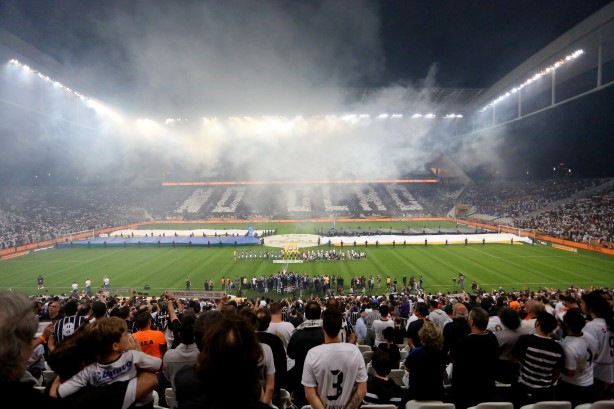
7 280 611 409
514 185 614 244
459 178 607 219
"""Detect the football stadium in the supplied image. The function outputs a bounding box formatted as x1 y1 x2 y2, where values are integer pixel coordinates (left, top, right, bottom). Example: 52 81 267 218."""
0 2 613 409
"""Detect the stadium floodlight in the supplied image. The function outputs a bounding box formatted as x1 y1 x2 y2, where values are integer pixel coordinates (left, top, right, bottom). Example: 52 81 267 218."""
8 58 92 101
391 114 403 119
425 113 436 118
480 49 585 112
378 113 389 119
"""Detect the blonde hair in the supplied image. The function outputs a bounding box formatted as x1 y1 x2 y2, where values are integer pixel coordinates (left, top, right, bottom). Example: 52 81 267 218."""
418 319 443 351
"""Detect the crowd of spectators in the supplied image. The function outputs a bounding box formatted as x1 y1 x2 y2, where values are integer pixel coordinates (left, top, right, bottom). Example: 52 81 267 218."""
5 281 610 409
514 185 614 244
459 178 607 219
0 183 450 250
2 178 613 251
0 186 145 250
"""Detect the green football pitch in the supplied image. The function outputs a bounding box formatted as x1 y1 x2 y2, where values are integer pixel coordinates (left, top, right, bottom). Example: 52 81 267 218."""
1 221 612 297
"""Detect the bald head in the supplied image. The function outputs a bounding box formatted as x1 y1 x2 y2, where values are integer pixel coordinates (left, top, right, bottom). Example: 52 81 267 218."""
453 303 468 319
524 299 543 318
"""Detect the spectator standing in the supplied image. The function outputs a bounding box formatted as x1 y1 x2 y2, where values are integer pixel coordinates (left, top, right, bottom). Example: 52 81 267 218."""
288 307 304 327
238 308 276 406
173 310 223 408
355 307 368 344
405 302 428 350
163 313 199 391
392 317 405 345
51 299 89 349
450 307 499 409
256 307 289 408
302 307 368 409
133 311 167 358
266 302 296 374
89 300 107 322
556 309 596 407
404 320 447 401
286 301 323 407
428 299 451 332
519 299 543 334
494 307 522 384
192 316 271 409
364 302 382 347
442 303 470 359
511 311 564 408
134 308 170 406
326 297 356 344
372 304 394 348
581 290 614 400
39 299 64 324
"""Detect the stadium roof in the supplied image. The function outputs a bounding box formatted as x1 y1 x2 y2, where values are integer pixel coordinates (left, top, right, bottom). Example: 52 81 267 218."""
1 2 611 118
0 1 613 181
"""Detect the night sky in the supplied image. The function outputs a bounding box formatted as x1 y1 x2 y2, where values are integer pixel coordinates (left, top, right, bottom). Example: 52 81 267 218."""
0 0 612 182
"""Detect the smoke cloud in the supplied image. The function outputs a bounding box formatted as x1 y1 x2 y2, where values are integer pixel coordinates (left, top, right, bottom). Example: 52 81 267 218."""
0 1 507 185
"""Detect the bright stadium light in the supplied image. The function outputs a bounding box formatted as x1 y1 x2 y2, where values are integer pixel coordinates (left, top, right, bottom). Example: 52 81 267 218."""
8 58 92 101
378 113 389 119
480 49 585 112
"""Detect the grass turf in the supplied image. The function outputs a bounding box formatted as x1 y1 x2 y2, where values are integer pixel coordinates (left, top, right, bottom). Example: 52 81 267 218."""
1 221 612 297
